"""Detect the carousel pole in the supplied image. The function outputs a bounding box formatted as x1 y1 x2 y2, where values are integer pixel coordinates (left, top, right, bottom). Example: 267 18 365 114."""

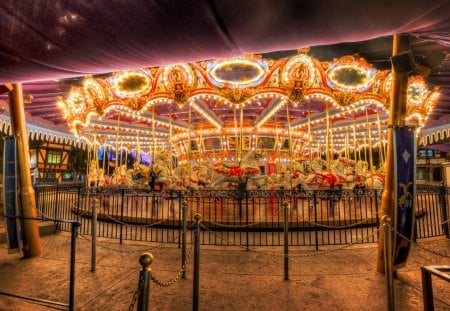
377 111 385 168
325 104 330 166
377 34 410 273
240 103 244 161
188 102 192 170
115 113 121 168
308 104 312 163
169 113 173 174
7 83 42 257
366 109 374 170
233 104 239 162
152 105 156 165
286 103 293 180
353 119 357 161
345 129 349 159
329 118 334 163
364 135 367 164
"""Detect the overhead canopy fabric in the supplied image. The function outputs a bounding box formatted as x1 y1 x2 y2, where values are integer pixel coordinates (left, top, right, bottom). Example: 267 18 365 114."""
0 0 448 83
0 0 449 136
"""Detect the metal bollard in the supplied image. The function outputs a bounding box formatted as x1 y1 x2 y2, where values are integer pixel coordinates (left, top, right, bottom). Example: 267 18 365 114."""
91 198 98 272
69 221 80 311
382 215 395 311
283 201 290 281
193 213 201 311
137 253 154 311
182 198 188 279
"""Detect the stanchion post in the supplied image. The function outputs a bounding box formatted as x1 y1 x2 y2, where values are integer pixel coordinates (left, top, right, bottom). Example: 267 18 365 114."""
438 184 449 238
137 253 154 311
69 221 80 311
182 197 188 279
421 267 433 311
193 213 201 311
283 201 290 281
91 198 98 272
382 215 395 311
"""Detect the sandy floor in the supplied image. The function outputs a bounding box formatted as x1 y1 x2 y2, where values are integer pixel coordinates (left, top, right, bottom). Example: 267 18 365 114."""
0 232 448 311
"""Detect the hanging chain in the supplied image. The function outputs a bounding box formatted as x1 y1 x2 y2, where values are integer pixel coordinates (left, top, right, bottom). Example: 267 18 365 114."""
151 239 195 287
395 230 449 258
129 272 144 311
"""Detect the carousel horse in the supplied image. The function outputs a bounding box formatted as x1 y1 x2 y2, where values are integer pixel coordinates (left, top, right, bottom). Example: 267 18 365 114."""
305 158 352 190
111 165 134 186
172 165 204 190
132 163 152 187
209 149 267 189
149 150 176 189
329 158 361 189
365 171 385 189
353 161 384 189
268 163 307 190
87 161 105 187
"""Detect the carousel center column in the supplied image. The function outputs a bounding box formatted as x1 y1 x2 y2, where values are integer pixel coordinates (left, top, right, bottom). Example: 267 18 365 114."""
7 83 42 257
376 35 409 273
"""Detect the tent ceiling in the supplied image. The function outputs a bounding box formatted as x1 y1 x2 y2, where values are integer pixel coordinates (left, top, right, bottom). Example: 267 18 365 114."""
0 0 449 143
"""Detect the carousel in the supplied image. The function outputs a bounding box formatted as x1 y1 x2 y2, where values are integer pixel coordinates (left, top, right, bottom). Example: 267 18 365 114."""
57 49 439 192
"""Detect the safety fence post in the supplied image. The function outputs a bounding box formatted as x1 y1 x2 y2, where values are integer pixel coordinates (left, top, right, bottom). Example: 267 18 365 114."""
382 215 395 311
283 201 290 281
193 213 201 311
91 198 98 272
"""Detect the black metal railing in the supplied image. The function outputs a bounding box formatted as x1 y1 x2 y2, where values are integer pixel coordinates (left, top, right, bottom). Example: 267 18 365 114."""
33 185 450 247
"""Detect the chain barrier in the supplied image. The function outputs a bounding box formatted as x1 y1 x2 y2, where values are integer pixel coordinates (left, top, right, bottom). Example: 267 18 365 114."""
129 272 144 311
206 204 287 228
77 231 184 254
394 229 449 258
304 218 369 229
73 203 173 228
417 217 450 227
150 239 194 287
200 223 380 259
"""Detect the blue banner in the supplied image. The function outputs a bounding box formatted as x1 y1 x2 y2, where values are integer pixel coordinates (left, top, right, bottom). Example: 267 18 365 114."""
4 136 20 253
393 126 416 268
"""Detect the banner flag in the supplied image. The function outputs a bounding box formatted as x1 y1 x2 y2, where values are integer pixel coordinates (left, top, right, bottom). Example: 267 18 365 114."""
393 126 417 269
4 136 20 253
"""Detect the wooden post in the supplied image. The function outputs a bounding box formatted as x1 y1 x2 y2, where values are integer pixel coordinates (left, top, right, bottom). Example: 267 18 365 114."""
7 83 42 257
376 35 409 273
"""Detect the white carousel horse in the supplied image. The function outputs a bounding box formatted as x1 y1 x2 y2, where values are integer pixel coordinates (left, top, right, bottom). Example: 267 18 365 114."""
132 163 152 187
329 158 360 189
171 165 206 190
365 170 385 189
87 161 106 187
141 149 177 189
209 149 266 189
305 158 351 189
111 165 134 186
268 163 307 190
353 161 384 189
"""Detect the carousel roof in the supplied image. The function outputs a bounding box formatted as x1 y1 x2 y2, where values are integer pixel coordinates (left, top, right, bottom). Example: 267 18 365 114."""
0 0 449 150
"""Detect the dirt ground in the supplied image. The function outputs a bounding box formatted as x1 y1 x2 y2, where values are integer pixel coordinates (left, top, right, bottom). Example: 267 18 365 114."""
0 232 448 311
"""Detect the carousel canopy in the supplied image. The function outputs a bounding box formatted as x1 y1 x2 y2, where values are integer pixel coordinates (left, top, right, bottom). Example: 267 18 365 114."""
0 0 449 150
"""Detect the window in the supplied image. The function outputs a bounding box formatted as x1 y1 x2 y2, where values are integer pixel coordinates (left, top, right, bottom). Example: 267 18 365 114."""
47 150 62 164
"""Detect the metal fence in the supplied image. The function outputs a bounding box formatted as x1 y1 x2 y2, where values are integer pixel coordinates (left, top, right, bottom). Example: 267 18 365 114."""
34 184 450 247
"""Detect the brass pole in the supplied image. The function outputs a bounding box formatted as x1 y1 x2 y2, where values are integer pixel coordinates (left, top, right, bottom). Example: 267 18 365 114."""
366 109 374 170
308 104 312 163
240 104 244 161
377 34 409 273
377 112 385 167
7 83 42 257
325 104 330 165
233 105 238 161
286 103 293 168
353 119 357 160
